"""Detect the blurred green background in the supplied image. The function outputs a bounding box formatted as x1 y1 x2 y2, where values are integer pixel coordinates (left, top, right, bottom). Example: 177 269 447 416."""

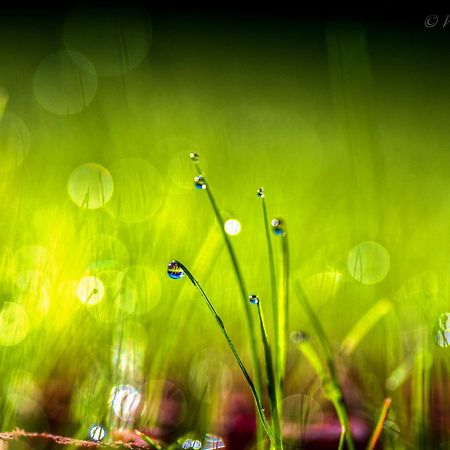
0 5 448 449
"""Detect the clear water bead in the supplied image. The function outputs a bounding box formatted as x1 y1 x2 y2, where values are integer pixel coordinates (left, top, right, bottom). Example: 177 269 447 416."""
249 294 260 305
290 330 309 344
89 424 106 442
189 152 199 162
194 175 207 190
257 187 264 198
167 261 184 280
271 218 286 236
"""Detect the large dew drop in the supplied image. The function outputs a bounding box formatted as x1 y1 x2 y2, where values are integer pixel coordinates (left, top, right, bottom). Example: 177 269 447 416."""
347 241 390 285
89 424 106 442
249 294 260 305
271 218 286 236
167 261 184 280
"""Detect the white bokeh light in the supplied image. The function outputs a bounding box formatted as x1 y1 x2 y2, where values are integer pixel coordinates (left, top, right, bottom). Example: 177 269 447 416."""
224 219 241 236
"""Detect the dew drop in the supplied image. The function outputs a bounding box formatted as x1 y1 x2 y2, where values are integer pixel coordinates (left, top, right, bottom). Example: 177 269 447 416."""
249 294 259 305
110 384 141 421
289 330 309 344
192 440 202 449
182 439 192 449
89 424 106 442
194 175 207 190
203 433 226 449
189 152 199 162
167 260 184 280
257 187 264 198
271 218 286 236
435 312 450 348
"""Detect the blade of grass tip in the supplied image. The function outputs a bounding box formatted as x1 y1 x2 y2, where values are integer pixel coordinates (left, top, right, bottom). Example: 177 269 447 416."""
252 295 283 449
257 189 278 367
135 430 162 449
366 398 392 450
190 154 265 447
338 426 346 450
271 218 289 389
152 226 223 381
340 298 392 357
175 260 275 444
293 283 355 450
270 216 290 433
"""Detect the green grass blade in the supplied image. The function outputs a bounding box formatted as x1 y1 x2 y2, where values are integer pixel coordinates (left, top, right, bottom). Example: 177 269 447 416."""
294 283 355 450
338 426 346 450
255 300 283 449
176 261 275 444
192 158 265 448
135 430 163 449
340 298 392 356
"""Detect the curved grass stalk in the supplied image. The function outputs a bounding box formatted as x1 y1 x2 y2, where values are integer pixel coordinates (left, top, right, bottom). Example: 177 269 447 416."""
192 159 265 446
259 193 278 363
366 398 392 450
294 283 355 450
340 298 392 356
176 261 275 444
338 427 346 450
255 300 283 449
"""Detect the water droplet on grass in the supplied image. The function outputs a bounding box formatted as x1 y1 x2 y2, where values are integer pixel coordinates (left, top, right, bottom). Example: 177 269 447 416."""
189 152 199 162
257 187 264 198
182 439 192 449
435 312 450 348
110 384 141 422
203 434 226 449
194 175 207 190
289 330 309 344
89 424 106 441
167 261 184 280
192 440 202 449
271 218 286 236
224 219 241 236
249 294 259 305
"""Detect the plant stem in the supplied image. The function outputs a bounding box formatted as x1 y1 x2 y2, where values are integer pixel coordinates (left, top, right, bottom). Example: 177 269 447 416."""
294 283 355 450
366 398 392 450
193 162 265 446
259 195 278 364
256 301 283 449
340 298 392 356
176 261 275 444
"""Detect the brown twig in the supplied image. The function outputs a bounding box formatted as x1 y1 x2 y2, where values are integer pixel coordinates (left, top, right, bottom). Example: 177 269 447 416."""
367 398 392 450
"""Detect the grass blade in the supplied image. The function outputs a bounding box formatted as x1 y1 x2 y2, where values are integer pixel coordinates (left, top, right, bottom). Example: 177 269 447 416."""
254 298 283 449
191 157 265 448
176 261 275 444
340 298 392 356
294 283 355 450
366 398 392 450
